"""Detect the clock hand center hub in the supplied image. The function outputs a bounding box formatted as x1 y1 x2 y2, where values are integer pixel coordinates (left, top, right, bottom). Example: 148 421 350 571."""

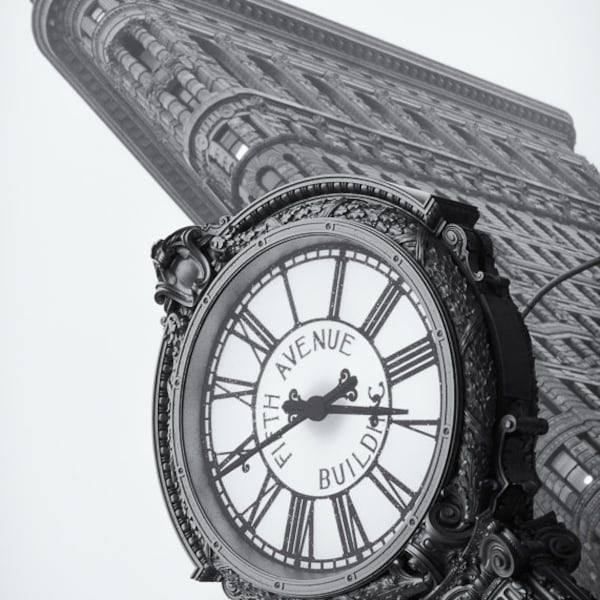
306 395 328 421
283 369 359 421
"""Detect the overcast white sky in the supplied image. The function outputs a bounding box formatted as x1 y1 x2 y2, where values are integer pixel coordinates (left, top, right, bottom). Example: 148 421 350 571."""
2 1 599 599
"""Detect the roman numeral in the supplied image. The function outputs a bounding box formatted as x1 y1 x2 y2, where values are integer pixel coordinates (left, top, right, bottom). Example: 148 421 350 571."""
212 376 256 407
232 308 276 364
281 269 300 326
361 283 404 339
368 463 412 510
391 418 440 439
331 493 368 556
283 495 314 559
329 257 347 319
384 336 437 386
216 433 255 475
242 472 282 530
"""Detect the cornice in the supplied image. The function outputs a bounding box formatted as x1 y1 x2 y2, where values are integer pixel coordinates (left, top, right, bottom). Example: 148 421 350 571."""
191 0 576 146
35 0 576 147
182 89 600 234
31 0 589 225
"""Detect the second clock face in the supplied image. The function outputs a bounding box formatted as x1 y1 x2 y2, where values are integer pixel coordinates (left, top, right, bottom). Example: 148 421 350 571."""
197 240 452 577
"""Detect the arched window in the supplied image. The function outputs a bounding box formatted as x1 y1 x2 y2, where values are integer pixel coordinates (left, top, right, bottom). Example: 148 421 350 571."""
550 447 593 499
257 166 286 192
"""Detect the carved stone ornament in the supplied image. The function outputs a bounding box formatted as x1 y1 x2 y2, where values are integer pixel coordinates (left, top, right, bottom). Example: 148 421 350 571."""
152 176 593 600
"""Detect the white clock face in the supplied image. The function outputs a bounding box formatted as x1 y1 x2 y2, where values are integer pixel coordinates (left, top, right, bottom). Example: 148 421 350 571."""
200 243 450 573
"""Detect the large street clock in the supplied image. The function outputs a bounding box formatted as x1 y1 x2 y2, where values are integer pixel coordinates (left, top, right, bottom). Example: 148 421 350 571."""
152 177 585 600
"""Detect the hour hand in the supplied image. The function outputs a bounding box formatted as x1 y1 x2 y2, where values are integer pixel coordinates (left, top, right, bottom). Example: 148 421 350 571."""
325 368 358 407
282 369 358 422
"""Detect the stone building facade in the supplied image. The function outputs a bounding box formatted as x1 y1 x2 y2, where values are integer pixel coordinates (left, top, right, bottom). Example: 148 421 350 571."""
33 0 600 590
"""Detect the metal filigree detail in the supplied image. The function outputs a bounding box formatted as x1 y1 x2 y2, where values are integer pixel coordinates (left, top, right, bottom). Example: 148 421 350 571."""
154 305 222 583
152 220 230 312
442 223 485 282
480 530 526 577
152 227 212 309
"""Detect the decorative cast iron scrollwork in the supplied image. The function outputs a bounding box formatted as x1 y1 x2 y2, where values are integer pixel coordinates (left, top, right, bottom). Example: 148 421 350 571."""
152 227 212 310
152 220 230 312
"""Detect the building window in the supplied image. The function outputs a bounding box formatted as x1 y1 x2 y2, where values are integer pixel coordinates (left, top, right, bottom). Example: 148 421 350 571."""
257 167 286 192
304 75 346 117
166 78 184 98
165 78 195 108
85 1 106 23
491 138 521 163
214 124 249 161
355 91 389 124
122 34 159 72
550 448 593 494
240 114 266 139
402 108 438 145
448 123 473 146
532 151 559 176
568 162 597 187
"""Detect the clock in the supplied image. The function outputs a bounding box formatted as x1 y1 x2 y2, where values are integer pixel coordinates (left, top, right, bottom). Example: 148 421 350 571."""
174 222 457 596
152 177 561 599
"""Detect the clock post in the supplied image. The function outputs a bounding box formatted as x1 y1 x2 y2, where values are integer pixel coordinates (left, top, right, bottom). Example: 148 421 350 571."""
152 177 593 600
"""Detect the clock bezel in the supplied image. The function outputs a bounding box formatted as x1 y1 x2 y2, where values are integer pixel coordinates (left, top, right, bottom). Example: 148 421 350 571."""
170 218 461 598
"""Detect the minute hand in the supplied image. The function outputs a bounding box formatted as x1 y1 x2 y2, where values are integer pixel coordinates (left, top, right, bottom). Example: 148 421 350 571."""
326 405 410 416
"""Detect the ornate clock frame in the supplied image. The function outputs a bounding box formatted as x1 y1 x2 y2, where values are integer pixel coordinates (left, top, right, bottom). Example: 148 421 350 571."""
152 176 589 600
